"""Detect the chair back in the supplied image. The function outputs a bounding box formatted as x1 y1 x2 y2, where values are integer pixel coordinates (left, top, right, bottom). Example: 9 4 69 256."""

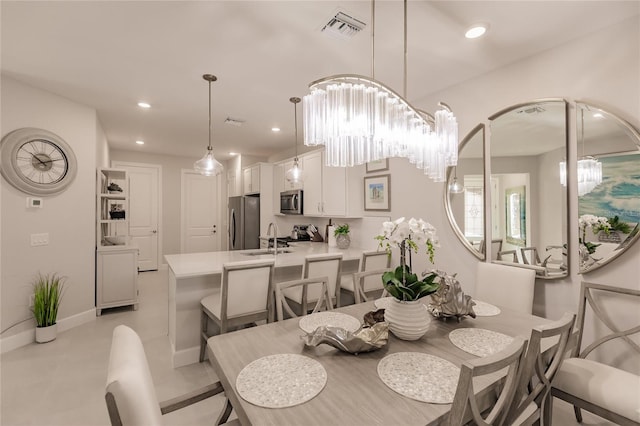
105 325 163 426
285 254 342 306
497 250 518 262
448 337 528 426
520 247 542 265
353 268 393 303
275 276 332 321
360 250 391 293
574 281 640 360
475 262 535 314
508 312 576 424
222 259 275 318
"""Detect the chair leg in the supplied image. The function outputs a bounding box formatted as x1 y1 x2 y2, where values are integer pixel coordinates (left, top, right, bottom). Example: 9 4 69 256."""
573 406 583 423
216 397 233 425
200 311 208 362
542 393 552 426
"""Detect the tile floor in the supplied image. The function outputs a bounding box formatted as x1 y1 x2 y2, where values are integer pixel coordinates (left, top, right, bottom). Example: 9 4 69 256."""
1 269 615 426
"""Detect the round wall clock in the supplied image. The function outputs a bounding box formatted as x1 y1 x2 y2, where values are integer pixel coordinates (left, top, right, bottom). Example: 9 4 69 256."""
0 127 78 196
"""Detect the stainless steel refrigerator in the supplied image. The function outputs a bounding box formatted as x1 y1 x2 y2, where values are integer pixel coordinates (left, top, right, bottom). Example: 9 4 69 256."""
228 195 260 250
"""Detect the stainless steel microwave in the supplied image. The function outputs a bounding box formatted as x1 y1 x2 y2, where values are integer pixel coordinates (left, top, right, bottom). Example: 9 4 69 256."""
280 190 303 215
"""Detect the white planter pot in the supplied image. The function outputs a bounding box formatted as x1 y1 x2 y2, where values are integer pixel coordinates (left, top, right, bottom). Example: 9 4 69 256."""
384 298 431 341
35 324 57 343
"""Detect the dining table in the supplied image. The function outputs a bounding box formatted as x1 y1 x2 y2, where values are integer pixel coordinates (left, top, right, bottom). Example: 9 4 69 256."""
206 299 551 426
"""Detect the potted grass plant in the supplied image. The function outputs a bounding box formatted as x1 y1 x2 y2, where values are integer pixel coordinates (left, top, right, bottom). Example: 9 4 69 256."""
32 273 65 343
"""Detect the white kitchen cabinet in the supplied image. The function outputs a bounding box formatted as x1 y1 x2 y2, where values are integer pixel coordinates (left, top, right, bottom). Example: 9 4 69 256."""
96 247 138 316
243 164 261 195
302 150 360 218
227 168 241 197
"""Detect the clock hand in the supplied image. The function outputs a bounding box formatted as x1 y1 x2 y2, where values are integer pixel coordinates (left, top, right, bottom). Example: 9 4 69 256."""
33 155 48 166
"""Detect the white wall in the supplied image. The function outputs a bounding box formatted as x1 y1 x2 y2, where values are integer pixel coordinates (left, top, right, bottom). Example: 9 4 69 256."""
1 77 97 342
110 149 212 259
407 17 639 371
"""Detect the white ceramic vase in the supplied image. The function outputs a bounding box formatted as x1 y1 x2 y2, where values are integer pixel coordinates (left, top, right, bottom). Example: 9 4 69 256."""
35 324 57 343
384 298 431 341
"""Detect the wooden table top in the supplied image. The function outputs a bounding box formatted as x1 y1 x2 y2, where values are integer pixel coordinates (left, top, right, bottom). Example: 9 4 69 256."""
207 301 549 426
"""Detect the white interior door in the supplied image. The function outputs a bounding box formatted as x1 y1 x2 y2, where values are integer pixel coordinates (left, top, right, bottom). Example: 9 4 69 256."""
181 170 220 253
112 161 160 271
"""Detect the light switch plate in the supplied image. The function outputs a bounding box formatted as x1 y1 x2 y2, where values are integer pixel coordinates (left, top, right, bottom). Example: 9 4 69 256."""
30 233 49 246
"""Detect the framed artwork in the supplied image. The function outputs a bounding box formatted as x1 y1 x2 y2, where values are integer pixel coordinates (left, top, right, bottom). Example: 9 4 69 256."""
364 174 391 211
366 158 389 173
505 185 526 246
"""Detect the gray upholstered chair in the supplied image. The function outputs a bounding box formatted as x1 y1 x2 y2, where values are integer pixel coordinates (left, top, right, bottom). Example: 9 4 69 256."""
200 259 275 362
275 276 332 321
105 325 236 426
550 282 640 426
475 262 536 314
340 250 390 304
507 312 576 425
281 253 342 311
448 337 528 425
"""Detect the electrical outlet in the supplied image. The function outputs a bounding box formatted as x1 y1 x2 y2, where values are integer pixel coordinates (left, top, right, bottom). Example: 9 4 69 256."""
30 233 49 246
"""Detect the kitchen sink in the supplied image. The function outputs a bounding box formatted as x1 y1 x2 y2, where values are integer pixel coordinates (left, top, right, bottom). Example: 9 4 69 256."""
241 249 294 256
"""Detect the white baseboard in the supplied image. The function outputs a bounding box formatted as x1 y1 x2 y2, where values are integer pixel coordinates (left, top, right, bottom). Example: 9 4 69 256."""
172 343 200 368
0 308 96 354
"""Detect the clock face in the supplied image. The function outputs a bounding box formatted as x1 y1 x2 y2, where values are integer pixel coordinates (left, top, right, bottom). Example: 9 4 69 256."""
16 139 69 184
1 128 77 196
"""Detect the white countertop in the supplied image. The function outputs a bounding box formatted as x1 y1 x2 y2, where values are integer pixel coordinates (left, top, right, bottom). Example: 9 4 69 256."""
165 242 367 279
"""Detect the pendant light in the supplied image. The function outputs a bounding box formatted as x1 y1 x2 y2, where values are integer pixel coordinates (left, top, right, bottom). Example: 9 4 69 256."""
448 166 464 194
194 74 224 176
285 97 303 184
302 0 457 183
559 106 602 196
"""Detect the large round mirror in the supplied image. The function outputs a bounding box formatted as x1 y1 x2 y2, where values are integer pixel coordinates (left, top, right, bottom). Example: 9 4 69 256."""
444 124 485 260
488 99 569 279
576 102 640 273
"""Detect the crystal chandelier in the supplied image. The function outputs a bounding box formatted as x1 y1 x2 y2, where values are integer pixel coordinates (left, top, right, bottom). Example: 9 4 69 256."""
559 107 602 196
194 74 224 176
302 1 457 182
285 97 303 184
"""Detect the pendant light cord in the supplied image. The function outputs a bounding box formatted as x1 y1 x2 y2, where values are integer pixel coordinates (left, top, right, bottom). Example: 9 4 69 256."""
371 0 375 80
403 0 407 99
294 101 298 160
207 78 212 151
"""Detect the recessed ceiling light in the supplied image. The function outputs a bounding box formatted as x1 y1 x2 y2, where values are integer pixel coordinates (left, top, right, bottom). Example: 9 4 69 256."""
135 140 145 145
465 23 489 39
593 113 604 119
229 152 238 156
137 102 151 108
272 127 281 132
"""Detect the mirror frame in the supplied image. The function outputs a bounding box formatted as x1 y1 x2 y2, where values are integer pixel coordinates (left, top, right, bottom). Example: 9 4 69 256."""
577 100 640 274
444 123 486 261
446 99 570 280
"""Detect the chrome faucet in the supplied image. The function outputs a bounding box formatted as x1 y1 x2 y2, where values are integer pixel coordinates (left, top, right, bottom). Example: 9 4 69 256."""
267 222 279 255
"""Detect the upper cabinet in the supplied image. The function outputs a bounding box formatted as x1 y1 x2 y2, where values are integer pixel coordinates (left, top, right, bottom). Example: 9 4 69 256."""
301 150 362 218
243 164 261 195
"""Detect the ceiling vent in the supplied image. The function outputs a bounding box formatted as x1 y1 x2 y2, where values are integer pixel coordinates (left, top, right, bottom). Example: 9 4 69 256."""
224 117 245 127
321 11 366 40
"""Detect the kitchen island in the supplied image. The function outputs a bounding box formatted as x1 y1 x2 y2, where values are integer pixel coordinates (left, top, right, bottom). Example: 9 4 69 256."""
165 242 368 367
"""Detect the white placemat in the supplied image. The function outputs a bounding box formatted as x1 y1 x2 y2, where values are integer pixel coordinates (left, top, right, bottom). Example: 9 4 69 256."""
449 328 514 357
236 354 327 408
298 311 361 334
374 297 394 310
472 300 501 316
377 352 460 404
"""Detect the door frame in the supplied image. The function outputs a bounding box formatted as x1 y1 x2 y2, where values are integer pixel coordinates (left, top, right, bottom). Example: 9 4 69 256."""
180 168 223 253
112 161 163 270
